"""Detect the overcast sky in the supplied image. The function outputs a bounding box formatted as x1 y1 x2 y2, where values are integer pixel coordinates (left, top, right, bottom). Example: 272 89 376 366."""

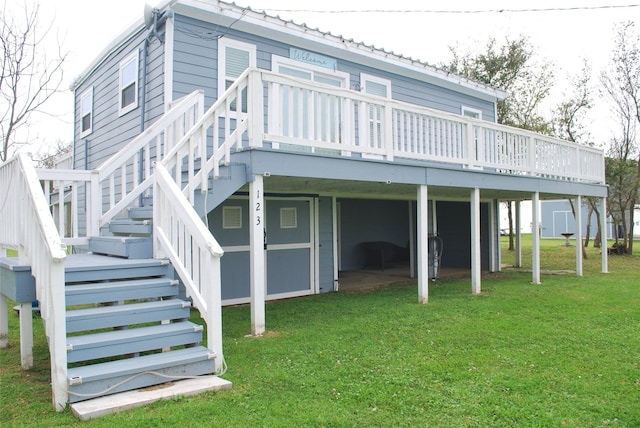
5 0 638 155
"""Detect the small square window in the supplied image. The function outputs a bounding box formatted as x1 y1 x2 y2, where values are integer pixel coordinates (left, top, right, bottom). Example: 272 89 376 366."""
119 51 139 115
280 207 297 229
461 106 482 120
223 206 242 229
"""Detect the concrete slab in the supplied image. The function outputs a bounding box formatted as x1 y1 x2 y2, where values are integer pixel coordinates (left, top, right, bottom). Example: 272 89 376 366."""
71 376 232 421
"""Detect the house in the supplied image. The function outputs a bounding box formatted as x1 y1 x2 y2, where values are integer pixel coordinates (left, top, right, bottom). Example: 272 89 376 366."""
540 199 612 240
0 0 609 415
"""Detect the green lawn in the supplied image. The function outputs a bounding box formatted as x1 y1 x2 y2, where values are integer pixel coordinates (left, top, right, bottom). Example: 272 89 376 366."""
1 239 638 426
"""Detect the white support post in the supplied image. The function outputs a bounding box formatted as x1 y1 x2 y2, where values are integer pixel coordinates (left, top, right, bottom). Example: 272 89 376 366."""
466 122 476 168
409 201 415 279
417 185 429 304
88 172 101 237
575 195 583 276
600 197 608 273
0 245 6 349
384 104 394 161
532 192 541 284
19 302 33 369
249 175 266 336
249 71 265 148
332 196 339 291
515 201 522 268
496 200 502 272
470 188 481 294
0 294 8 349
489 199 498 272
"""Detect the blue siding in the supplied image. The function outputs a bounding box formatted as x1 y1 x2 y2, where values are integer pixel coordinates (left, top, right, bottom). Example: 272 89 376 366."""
338 199 410 271
436 201 490 270
540 200 600 239
171 15 495 121
74 27 165 171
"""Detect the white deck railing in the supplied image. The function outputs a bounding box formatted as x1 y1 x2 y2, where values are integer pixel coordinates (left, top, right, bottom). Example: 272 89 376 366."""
92 90 205 233
153 164 224 370
255 69 605 184
0 153 68 411
161 68 259 203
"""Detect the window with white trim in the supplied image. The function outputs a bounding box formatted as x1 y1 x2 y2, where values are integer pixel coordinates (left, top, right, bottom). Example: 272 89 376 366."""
361 74 391 149
461 106 482 120
223 206 242 229
119 51 139 115
218 38 256 113
80 87 93 136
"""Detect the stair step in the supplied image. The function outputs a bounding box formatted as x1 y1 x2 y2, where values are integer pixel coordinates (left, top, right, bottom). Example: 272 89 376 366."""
65 254 171 283
66 278 179 306
89 237 152 259
109 220 152 236
67 346 217 403
66 321 204 363
128 206 153 220
66 299 191 333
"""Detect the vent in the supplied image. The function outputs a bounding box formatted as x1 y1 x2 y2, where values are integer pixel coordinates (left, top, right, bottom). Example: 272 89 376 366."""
223 206 242 229
280 207 297 229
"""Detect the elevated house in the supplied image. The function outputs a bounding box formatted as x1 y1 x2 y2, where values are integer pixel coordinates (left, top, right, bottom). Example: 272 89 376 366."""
0 0 609 414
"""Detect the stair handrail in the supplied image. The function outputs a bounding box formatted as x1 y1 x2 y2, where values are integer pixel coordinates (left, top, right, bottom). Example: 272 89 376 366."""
153 163 225 372
0 153 68 410
161 67 258 204
92 90 206 230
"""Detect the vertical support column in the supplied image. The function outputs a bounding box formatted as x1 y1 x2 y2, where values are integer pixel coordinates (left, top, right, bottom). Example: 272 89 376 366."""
600 197 609 273
496 200 502 272
250 175 265 336
515 201 522 268
471 188 481 294
417 185 429 304
384 104 394 161
249 70 265 148
332 196 339 291
19 302 33 369
488 199 498 272
575 195 583 276
532 192 541 284
0 246 7 348
409 201 415 279
0 293 7 349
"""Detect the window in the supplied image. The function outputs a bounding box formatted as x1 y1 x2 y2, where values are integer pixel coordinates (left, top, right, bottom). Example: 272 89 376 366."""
462 106 482 120
223 206 242 229
218 39 256 113
119 51 139 115
361 74 391 149
80 87 93 136
280 207 297 229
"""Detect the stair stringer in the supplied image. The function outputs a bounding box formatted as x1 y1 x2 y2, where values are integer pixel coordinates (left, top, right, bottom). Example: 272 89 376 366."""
192 163 248 217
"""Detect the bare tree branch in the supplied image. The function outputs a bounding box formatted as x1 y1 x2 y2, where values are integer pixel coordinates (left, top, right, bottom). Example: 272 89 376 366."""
1 1 67 162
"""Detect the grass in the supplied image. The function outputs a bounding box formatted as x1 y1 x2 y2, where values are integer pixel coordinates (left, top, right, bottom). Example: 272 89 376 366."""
1 238 638 426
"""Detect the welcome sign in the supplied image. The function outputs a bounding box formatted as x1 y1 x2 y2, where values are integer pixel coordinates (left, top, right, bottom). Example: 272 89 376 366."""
289 48 337 70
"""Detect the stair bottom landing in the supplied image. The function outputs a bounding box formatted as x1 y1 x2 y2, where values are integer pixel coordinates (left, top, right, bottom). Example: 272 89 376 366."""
71 375 232 421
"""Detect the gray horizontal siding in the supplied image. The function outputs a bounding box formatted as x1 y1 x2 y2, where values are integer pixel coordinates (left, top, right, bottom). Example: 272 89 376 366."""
73 27 165 171
171 14 496 121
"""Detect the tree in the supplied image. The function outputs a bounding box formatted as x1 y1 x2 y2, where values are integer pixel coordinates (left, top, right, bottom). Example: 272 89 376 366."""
35 139 71 168
446 35 554 134
552 61 602 255
445 36 555 250
601 21 640 253
1 1 67 162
